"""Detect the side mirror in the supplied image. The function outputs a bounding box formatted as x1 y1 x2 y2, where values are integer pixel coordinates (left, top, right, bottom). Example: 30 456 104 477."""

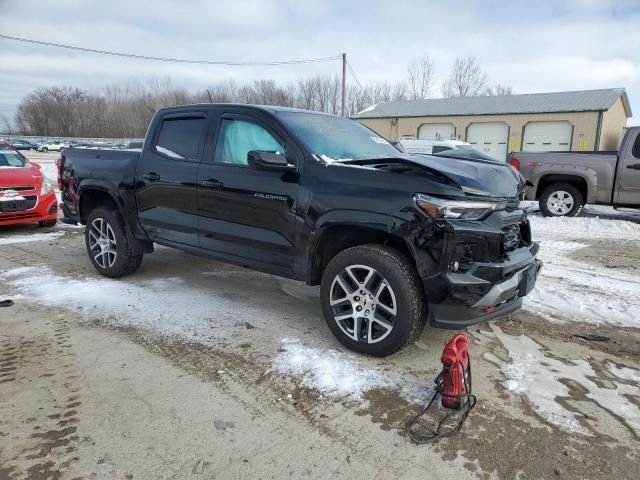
247 150 295 172
30 161 42 169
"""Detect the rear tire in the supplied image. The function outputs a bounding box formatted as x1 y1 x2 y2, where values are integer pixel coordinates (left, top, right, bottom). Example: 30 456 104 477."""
38 219 57 228
41 147 48 153
320 244 426 356
539 183 584 217
85 207 142 278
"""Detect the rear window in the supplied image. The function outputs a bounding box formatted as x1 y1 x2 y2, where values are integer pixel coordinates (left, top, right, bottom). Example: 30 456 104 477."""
154 116 205 161
0 149 27 167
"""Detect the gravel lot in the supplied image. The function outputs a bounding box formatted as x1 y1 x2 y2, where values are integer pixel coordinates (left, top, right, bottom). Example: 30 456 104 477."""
0 152 639 479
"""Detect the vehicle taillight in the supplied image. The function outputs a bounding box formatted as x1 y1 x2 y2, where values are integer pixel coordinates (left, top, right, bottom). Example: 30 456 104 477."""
509 158 520 170
56 156 63 190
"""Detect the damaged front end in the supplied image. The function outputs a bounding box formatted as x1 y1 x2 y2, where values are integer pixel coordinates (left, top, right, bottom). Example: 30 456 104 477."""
399 193 542 329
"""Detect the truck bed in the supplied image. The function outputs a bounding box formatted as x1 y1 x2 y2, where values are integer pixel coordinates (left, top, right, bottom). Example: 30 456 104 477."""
512 150 618 204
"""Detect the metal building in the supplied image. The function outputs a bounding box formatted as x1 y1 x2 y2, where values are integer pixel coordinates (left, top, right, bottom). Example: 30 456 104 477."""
353 88 631 161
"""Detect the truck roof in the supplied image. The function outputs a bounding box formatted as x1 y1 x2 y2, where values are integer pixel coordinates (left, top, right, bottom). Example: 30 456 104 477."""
156 103 338 117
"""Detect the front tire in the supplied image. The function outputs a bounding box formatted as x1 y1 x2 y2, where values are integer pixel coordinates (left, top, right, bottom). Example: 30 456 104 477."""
320 244 426 356
85 207 143 278
539 183 584 217
41 147 48 153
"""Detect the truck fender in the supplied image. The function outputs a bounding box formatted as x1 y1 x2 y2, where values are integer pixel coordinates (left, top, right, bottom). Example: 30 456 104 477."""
532 164 598 204
78 183 153 256
304 209 439 284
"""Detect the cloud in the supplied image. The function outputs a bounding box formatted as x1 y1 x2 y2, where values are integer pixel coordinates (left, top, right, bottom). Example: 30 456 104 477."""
0 0 638 125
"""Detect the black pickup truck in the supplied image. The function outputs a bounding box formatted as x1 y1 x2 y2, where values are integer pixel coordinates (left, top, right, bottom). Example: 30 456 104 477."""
59 104 541 356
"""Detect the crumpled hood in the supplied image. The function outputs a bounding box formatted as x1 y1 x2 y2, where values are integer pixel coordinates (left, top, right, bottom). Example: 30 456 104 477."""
391 154 523 198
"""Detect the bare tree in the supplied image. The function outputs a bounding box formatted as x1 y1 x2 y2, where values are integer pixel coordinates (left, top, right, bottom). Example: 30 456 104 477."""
12 72 430 137
0 114 13 134
407 54 435 100
485 84 514 96
441 56 488 97
391 82 408 101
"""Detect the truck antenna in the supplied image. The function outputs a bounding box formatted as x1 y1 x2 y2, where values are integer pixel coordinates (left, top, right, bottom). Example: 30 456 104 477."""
206 89 213 103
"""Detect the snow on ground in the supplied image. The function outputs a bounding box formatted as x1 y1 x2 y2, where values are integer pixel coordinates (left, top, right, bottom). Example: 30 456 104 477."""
479 325 640 437
529 215 640 241
525 215 640 327
0 266 428 404
0 266 262 342
0 231 65 245
272 338 431 403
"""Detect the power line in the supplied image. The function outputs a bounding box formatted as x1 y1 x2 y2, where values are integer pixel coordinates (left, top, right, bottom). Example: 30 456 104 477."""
346 60 364 92
0 34 341 66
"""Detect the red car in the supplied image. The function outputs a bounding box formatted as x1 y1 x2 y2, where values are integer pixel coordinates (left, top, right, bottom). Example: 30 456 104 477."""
0 141 58 227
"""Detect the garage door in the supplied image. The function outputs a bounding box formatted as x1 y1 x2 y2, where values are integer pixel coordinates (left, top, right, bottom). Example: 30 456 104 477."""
418 123 455 140
466 122 509 161
523 121 572 152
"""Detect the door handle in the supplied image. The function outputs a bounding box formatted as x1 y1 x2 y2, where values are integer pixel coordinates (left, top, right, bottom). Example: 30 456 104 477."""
143 172 161 182
627 164 640 170
200 179 223 189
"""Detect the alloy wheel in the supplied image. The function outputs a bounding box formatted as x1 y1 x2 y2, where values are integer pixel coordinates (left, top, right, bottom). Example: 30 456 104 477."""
329 264 397 344
547 190 574 215
88 218 117 269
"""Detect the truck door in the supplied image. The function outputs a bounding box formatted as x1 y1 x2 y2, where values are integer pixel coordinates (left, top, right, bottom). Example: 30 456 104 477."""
135 111 206 246
197 112 298 272
616 132 640 206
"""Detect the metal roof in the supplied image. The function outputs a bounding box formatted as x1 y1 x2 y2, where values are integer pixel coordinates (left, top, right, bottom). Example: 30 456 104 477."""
353 88 631 119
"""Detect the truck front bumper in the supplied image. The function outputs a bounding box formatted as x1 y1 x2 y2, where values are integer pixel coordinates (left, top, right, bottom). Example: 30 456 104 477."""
419 208 542 329
429 253 542 328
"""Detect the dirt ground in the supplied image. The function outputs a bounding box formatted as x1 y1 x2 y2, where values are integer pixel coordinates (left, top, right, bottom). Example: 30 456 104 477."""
1 154 639 479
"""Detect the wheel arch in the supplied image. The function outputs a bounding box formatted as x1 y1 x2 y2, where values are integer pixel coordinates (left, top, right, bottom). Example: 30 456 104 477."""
535 173 592 203
306 218 414 286
79 185 153 255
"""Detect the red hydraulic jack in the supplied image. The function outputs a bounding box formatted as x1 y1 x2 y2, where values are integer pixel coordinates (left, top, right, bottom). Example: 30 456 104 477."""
405 333 476 443
441 334 471 409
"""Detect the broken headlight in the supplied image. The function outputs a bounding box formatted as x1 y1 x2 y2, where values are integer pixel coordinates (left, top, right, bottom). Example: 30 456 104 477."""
415 193 506 221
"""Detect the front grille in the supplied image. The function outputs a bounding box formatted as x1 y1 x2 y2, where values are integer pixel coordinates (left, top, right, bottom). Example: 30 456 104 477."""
0 195 37 213
502 224 522 252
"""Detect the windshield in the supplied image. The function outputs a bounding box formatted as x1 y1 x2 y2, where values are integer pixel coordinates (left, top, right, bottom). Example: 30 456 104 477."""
278 112 400 161
0 148 28 167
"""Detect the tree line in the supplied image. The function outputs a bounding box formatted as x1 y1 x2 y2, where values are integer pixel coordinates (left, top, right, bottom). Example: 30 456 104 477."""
9 55 512 138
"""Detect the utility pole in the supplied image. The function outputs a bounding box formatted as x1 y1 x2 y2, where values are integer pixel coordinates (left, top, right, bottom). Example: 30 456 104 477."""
341 52 346 117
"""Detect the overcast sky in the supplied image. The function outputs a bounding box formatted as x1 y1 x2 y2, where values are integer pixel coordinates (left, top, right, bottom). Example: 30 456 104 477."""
0 0 639 125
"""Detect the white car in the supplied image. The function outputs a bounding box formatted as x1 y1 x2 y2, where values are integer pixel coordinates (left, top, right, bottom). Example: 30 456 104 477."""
37 141 67 152
397 139 472 155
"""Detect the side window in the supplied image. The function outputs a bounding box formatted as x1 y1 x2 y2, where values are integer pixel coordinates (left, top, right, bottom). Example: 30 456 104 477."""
155 117 205 161
632 133 640 158
214 118 284 166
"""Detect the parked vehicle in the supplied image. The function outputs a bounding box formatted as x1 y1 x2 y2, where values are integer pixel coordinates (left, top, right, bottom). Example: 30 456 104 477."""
38 141 67 152
397 139 473 155
510 127 640 216
59 105 541 356
0 141 58 227
8 140 38 151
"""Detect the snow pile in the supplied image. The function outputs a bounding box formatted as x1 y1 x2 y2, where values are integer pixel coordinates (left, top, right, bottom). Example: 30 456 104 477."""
0 266 261 341
358 104 377 114
0 231 65 245
272 338 431 403
480 325 640 436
